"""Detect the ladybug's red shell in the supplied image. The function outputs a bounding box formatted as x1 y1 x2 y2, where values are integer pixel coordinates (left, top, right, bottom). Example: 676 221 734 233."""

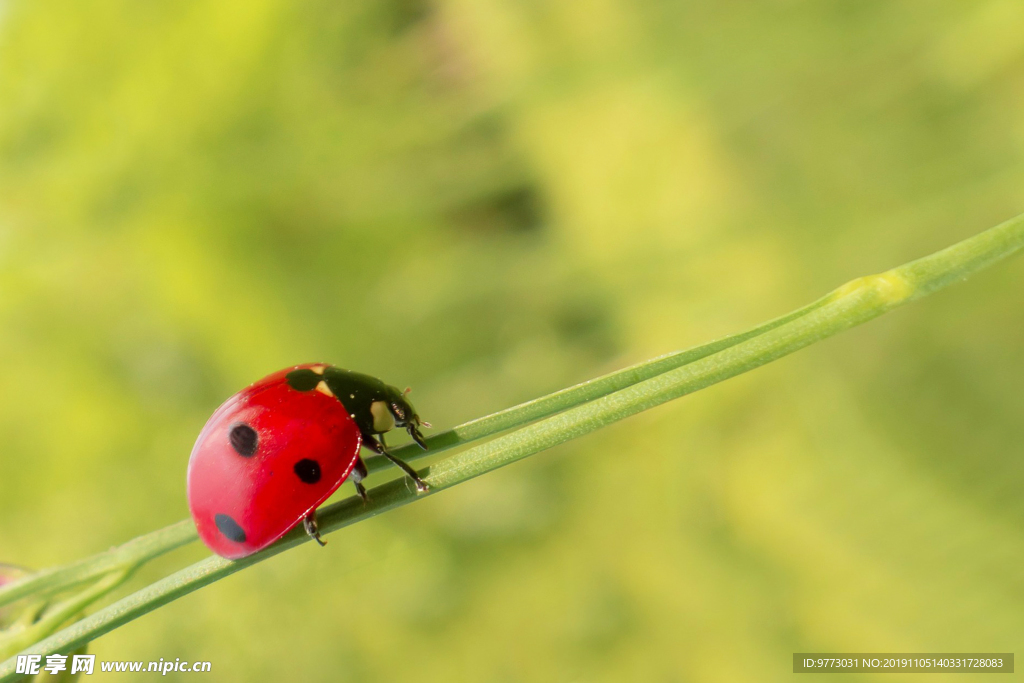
187 365 362 559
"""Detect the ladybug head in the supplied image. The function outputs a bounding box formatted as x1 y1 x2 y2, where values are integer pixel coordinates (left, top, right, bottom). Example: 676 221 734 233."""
384 385 430 450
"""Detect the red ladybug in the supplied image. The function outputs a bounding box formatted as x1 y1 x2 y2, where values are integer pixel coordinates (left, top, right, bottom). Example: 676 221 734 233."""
187 363 430 559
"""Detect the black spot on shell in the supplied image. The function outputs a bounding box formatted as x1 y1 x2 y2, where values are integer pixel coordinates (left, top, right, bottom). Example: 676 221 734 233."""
286 369 321 392
229 423 258 457
215 514 246 543
294 459 322 484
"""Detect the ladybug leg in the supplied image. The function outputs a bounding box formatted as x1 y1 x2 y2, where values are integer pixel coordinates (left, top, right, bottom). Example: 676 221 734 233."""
350 456 369 502
366 434 429 493
303 511 327 547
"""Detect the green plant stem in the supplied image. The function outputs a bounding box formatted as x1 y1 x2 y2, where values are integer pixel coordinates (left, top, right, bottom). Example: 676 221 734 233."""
0 522 195 610
368 281 835 474
0 281 836 611
2 212 1023 682
0 570 129 662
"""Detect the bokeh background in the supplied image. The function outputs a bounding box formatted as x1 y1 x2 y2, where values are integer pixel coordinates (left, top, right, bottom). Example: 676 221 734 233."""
2 1 1024 680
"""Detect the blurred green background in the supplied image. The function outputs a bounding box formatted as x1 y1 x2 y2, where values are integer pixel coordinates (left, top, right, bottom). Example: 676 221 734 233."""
2 1 1024 680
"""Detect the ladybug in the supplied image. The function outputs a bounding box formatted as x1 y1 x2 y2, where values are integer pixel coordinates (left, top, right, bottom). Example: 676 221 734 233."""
187 363 430 559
